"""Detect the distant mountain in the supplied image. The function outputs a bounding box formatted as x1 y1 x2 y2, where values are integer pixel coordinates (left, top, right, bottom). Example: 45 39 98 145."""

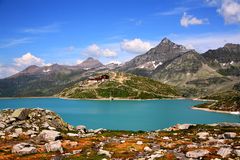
203 43 240 63
120 38 188 75
202 44 240 76
0 58 108 97
58 72 179 99
77 57 104 69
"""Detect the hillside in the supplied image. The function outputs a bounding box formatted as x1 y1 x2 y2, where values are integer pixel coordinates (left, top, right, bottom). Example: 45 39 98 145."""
58 72 179 99
196 91 240 112
151 50 221 85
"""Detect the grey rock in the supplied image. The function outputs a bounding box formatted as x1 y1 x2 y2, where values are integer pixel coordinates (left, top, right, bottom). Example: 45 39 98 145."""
11 108 30 120
144 146 152 152
186 149 209 158
38 130 61 142
15 128 23 135
72 149 82 154
12 143 37 155
25 130 38 136
93 128 106 134
76 125 86 131
0 122 6 129
217 147 232 158
223 132 237 139
234 149 240 157
197 132 209 140
45 140 63 153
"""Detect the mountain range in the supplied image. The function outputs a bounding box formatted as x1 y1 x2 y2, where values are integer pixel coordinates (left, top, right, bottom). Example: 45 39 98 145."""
0 38 239 98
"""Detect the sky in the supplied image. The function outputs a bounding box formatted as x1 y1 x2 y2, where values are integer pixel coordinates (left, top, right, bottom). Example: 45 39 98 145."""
0 0 240 78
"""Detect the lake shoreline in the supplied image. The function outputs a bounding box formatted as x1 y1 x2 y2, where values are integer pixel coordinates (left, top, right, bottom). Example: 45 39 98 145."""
0 96 211 102
191 106 240 115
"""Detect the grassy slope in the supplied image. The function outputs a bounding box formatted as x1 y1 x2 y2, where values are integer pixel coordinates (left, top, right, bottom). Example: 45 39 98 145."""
196 91 240 112
58 72 179 99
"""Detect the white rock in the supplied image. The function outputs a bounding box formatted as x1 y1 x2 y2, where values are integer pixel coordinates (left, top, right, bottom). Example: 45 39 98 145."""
12 143 37 155
186 149 209 158
94 128 106 134
45 140 63 153
76 125 86 131
0 122 6 128
97 149 111 158
72 149 82 154
223 132 237 139
15 128 23 135
234 149 240 157
136 141 143 145
197 132 209 140
38 130 61 142
217 147 232 158
25 130 37 136
144 146 152 152
147 153 164 160
67 133 79 137
162 136 170 140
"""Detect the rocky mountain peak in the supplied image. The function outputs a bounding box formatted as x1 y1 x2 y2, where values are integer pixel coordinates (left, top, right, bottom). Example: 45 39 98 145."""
78 57 104 69
224 43 240 49
161 37 172 44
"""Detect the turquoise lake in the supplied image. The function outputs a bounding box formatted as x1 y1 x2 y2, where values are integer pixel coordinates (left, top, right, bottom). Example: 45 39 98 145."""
0 98 239 131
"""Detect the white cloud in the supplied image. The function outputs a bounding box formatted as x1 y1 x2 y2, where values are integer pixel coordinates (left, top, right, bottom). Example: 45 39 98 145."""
218 0 240 24
14 53 45 68
0 65 19 79
174 32 240 52
120 38 153 54
0 38 32 48
180 12 208 27
157 7 189 16
83 44 117 57
22 24 59 34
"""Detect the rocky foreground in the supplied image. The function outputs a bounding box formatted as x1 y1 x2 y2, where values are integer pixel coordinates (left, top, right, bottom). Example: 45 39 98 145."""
0 108 239 160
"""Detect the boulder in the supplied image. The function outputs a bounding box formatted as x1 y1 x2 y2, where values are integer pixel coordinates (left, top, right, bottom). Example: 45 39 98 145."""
144 146 152 152
234 149 240 157
45 140 63 153
11 108 30 120
38 130 61 142
15 128 23 135
196 132 209 140
0 122 6 129
93 128 106 134
97 149 111 158
76 125 87 132
72 149 82 154
217 147 232 158
223 132 237 139
136 141 143 145
12 143 37 155
67 133 79 137
186 149 209 158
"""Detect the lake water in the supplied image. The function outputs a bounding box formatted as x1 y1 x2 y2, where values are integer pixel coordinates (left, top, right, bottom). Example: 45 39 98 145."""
0 98 239 131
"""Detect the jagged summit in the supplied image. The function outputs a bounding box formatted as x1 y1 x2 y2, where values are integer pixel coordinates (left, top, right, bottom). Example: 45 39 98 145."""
77 57 104 69
120 38 188 72
203 43 240 63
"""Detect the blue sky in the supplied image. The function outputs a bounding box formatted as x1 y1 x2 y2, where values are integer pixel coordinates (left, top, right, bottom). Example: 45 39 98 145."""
0 0 240 78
